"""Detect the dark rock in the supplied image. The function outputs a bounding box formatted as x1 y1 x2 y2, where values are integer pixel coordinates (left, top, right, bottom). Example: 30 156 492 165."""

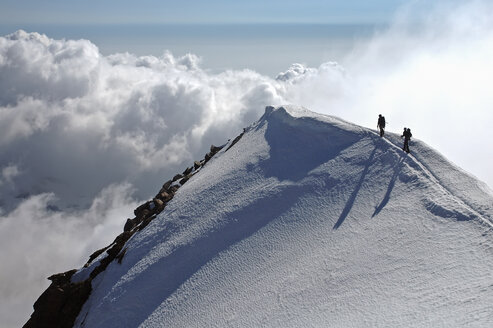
141 209 151 219
123 218 135 232
32 286 65 317
85 246 110 267
47 270 77 285
210 144 224 153
225 132 244 151
183 166 193 175
153 198 164 210
138 214 156 231
23 270 91 328
90 231 133 279
158 191 172 202
134 201 150 218
179 175 190 185
172 174 183 182
24 140 237 328
162 180 172 191
107 231 133 258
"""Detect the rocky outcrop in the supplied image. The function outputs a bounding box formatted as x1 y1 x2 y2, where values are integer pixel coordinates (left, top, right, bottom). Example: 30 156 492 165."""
23 141 234 328
23 270 90 328
225 129 245 151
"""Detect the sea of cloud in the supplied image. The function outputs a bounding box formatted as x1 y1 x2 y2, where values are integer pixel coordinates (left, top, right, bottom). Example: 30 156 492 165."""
0 29 288 326
1 1 493 326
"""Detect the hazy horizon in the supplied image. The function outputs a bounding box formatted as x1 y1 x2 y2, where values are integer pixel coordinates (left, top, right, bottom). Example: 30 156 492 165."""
1 1 493 327
0 23 380 77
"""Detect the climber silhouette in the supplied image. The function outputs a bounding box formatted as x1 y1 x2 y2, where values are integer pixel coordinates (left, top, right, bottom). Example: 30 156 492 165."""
401 127 412 153
377 114 386 137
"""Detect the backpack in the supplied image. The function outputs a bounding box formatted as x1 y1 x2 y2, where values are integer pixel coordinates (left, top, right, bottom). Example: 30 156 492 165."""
378 116 385 128
405 129 412 140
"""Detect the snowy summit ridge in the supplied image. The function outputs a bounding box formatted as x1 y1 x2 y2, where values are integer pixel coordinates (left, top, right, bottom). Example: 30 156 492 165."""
27 106 493 327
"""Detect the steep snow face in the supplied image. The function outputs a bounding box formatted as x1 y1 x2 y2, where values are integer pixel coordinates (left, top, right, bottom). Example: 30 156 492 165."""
75 106 493 328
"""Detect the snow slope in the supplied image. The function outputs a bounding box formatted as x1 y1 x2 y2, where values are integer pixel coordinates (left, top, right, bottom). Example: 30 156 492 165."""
75 106 493 328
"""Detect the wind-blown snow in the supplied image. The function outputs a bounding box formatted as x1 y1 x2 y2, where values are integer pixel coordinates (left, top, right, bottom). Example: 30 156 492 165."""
75 106 493 328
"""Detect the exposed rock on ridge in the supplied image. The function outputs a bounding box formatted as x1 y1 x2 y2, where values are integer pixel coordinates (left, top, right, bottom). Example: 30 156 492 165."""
23 140 237 328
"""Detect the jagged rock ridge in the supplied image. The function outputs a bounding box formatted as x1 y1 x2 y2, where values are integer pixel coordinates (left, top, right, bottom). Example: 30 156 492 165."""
23 140 240 328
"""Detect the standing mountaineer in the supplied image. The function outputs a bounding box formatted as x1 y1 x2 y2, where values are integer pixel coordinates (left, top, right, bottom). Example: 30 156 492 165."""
377 114 386 137
401 127 412 153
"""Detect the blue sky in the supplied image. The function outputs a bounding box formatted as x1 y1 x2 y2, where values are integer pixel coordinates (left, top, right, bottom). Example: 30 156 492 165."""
0 0 410 24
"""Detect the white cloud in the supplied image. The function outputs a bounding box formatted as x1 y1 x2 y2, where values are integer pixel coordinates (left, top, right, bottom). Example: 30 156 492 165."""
2 1 493 325
0 183 139 328
0 30 286 211
351 0 493 187
278 0 493 189
0 30 285 327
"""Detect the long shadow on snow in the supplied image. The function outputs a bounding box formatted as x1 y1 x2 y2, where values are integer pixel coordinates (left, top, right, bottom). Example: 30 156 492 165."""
125 184 308 328
108 111 362 326
333 145 378 229
372 155 405 218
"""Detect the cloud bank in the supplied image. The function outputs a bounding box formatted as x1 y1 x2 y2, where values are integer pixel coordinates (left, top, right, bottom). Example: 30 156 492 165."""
2 1 493 326
0 30 286 327
280 0 493 192
0 184 139 327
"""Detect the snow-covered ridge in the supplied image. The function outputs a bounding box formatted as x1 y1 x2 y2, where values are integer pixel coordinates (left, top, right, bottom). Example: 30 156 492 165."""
27 106 493 328
268 105 493 228
23 138 229 328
